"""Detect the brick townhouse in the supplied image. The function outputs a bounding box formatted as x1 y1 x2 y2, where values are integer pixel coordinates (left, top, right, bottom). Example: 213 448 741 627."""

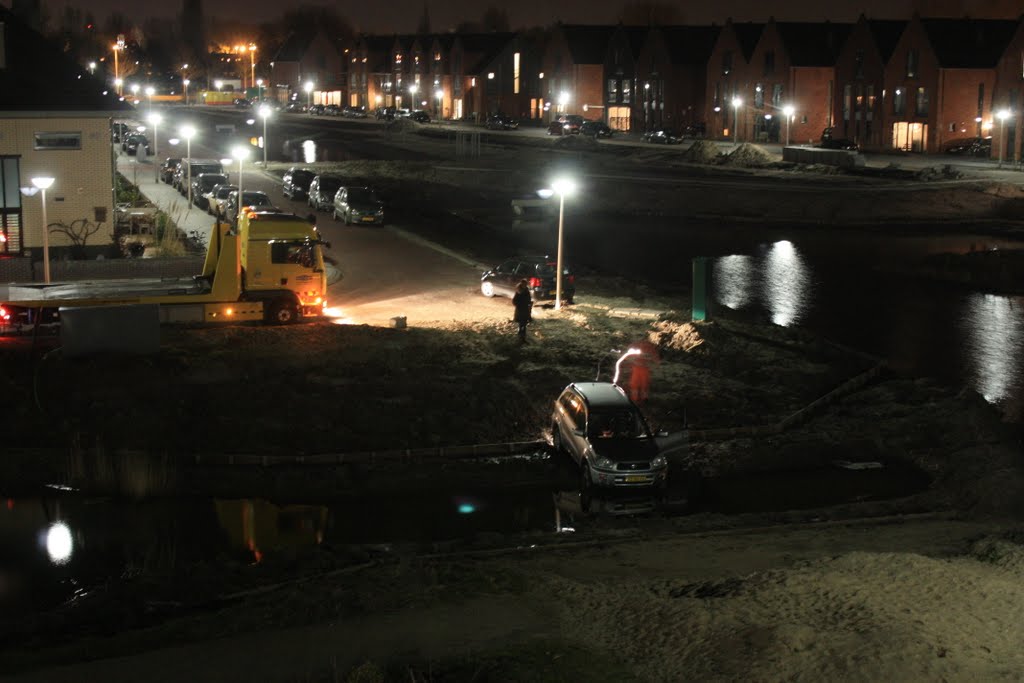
704 21 765 140
992 19 1024 163
635 25 720 133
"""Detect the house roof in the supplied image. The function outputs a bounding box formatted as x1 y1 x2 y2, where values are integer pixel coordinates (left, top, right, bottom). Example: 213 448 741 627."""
732 22 765 61
559 24 617 64
921 18 1018 68
775 21 853 66
0 5 131 112
622 26 649 59
458 32 515 73
661 25 722 65
867 19 907 63
274 33 313 63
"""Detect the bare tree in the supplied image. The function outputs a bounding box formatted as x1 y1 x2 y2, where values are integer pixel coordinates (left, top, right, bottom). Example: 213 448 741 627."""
49 219 103 259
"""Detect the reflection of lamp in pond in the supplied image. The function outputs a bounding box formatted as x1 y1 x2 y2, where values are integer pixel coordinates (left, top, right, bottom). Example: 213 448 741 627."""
302 139 316 164
763 240 809 327
613 347 642 385
46 522 73 564
963 292 1024 403
715 254 753 310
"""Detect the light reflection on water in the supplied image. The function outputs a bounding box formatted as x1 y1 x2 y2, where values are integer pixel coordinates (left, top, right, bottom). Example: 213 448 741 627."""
961 293 1024 404
713 240 811 327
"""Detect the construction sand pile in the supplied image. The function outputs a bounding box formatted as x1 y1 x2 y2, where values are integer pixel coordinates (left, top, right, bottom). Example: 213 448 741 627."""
682 139 720 164
723 143 774 167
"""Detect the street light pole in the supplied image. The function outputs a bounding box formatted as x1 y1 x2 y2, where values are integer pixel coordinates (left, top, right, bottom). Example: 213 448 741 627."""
145 85 154 113
249 45 256 96
549 178 576 311
732 97 743 145
30 177 55 283
998 109 1011 168
435 88 443 119
183 78 190 106
232 146 250 224
259 105 271 166
180 125 195 206
304 81 313 110
783 105 795 147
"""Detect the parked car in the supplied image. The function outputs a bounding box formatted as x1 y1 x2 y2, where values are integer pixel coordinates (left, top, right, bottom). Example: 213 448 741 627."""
208 184 238 216
375 106 396 120
191 173 229 209
486 114 519 130
284 102 306 113
233 97 251 108
308 104 325 116
224 190 275 225
112 122 130 143
282 167 317 200
410 110 431 123
819 127 859 151
324 104 341 116
394 108 411 118
159 158 181 184
552 382 668 494
307 174 344 212
332 186 384 225
560 115 585 134
641 128 683 144
174 159 226 195
342 105 368 118
682 122 707 138
547 121 567 136
580 121 613 138
122 133 152 155
943 136 992 157
480 255 575 302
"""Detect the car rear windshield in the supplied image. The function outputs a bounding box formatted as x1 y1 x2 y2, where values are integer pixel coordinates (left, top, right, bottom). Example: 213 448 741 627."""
533 262 569 277
199 175 228 190
216 186 238 199
243 192 270 205
348 189 378 203
191 164 223 176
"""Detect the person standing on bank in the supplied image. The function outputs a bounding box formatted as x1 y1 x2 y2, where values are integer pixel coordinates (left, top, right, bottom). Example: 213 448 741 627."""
512 279 533 342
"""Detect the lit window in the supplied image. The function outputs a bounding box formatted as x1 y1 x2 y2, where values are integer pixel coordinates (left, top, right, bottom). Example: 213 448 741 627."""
513 52 520 94
488 72 495 80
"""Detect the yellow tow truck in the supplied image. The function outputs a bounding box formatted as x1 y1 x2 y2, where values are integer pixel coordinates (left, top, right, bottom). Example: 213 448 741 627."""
0 209 329 326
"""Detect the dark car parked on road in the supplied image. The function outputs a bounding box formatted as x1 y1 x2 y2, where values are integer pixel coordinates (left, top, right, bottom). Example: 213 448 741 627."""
324 104 341 116
233 97 251 108
159 158 181 184
191 173 229 209
122 133 152 155
307 175 344 212
332 186 385 225
641 128 683 144
819 127 859 151
486 114 519 130
342 105 368 118
375 106 396 120
547 115 584 136
480 255 575 303
580 121 613 138
943 136 992 157
410 110 431 123
308 104 325 116
282 167 316 200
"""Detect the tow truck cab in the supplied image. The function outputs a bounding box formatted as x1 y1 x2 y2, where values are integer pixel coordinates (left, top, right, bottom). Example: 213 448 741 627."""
237 209 329 323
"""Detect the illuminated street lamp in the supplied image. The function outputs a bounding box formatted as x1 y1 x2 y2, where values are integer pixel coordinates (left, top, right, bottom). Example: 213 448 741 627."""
997 109 1012 168
232 146 250 223
259 104 271 166
88 61 96 74
256 78 264 103
180 125 196 205
112 36 124 94
409 82 418 109
249 44 257 94
145 85 155 112
782 104 795 146
304 80 313 109
215 79 223 92
538 177 577 310
20 177 55 283
435 88 443 118
131 83 140 103
731 96 743 145
183 78 190 105
114 77 123 96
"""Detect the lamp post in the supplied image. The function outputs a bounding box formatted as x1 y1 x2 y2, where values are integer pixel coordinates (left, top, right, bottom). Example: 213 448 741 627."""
88 61 96 75
731 96 743 145
145 85 155 113
180 125 195 205
409 83 418 110
112 37 123 95
131 83 140 103
435 88 443 119
147 112 161 179
215 79 223 93
114 78 123 96
256 78 263 103
28 177 55 283
183 78 190 105
232 146 250 223
304 81 313 110
543 177 576 310
249 44 257 95
259 104 271 166
997 109 1011 168
782 104 795 147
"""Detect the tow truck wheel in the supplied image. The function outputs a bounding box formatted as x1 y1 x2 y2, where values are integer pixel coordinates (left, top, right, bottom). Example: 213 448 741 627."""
481 281 495 297
267 300 299 325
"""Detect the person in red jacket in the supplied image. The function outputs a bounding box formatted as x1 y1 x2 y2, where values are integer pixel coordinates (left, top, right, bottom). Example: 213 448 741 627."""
626 340 660 403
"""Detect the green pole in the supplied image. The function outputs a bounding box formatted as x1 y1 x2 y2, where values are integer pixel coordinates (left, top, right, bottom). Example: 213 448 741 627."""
692 256 708 322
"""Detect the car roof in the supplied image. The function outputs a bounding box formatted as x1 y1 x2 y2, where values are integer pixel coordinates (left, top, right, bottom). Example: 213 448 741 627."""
566 382 632 408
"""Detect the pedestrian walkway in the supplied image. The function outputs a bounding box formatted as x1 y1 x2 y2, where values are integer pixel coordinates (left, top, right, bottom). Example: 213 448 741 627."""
114 146 219 246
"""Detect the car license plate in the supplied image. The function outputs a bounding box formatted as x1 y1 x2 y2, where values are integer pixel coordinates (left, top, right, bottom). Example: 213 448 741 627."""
625 475 648 483
362 216 375 222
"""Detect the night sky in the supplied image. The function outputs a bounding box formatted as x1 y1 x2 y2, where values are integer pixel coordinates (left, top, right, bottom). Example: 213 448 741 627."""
39 0 1022 35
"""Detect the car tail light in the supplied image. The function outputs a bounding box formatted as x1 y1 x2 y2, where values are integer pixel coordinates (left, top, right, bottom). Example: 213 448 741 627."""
0 305 9 322
528 277 542 288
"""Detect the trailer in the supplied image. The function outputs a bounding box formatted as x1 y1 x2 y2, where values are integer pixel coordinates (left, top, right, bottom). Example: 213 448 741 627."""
0 210 330 327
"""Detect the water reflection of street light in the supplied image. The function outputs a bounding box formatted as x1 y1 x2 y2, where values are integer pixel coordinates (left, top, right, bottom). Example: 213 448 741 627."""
731 96 743 145
782 104 795 146
997 109 1011 168
21 177 55 283
304 80 313 109
540 177 576 310
180 124 196 206
232 146 250 223
259 104 271 166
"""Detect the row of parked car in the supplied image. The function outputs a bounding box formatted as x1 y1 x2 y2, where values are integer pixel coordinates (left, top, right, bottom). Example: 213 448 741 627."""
282 166 386 225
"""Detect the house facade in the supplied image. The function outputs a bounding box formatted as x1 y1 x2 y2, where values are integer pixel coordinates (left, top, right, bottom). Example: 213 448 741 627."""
271 30 344 103
704 21 765 140
542 25 615 122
